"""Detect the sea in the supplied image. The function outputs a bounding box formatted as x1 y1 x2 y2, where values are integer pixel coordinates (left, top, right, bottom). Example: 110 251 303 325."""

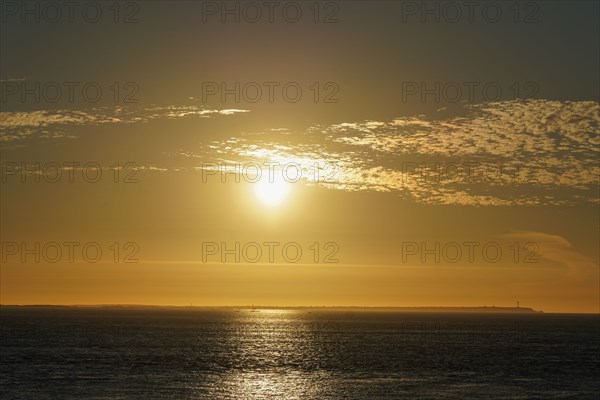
1 307 598 399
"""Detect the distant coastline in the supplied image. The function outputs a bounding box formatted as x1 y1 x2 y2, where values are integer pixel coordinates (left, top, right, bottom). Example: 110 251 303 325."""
0 304 544 313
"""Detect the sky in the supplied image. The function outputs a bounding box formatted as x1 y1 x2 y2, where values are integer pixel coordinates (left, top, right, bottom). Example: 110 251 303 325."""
0 1 599 313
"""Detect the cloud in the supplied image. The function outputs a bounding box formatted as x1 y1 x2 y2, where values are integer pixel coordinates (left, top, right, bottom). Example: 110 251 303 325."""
191 100 599 206
0 105 250 142
3 99 597 206
502 231 599 280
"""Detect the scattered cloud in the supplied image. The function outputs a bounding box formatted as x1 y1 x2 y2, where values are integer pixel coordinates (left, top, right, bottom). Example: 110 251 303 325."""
192 100 599 206
0 105 250 142
2 99 597 206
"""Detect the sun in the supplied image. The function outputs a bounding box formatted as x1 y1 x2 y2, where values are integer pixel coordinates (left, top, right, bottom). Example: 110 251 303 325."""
254 174 290 206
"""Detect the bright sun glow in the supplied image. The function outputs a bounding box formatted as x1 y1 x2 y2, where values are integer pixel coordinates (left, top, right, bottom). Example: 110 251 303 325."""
254 174 290 206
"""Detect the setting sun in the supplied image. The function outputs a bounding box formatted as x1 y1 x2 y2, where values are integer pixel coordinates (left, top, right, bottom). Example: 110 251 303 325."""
253 173 290 206
1 1 598 398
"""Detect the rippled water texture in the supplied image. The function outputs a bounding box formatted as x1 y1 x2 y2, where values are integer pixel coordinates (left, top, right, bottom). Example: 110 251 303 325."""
1 308 599 399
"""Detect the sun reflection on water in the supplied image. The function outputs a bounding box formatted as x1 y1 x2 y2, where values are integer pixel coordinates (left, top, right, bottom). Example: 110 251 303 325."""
194 309 328 399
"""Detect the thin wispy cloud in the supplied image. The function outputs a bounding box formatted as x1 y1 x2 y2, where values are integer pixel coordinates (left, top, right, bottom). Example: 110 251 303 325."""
502 231 599 280
0 105 250 142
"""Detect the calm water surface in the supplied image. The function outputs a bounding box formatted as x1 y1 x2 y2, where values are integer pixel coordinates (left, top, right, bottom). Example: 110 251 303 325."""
1 308 598 399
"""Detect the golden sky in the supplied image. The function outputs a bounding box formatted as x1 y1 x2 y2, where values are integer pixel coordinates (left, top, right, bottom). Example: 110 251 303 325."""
1 1 598 313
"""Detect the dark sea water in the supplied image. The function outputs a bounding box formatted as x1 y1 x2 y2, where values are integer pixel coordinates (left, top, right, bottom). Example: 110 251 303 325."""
0 308 598 399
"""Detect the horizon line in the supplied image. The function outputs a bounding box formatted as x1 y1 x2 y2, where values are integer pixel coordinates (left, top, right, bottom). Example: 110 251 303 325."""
0 303 564 314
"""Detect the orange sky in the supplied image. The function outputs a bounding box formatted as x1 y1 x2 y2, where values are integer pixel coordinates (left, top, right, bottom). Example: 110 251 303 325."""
1 1 599 313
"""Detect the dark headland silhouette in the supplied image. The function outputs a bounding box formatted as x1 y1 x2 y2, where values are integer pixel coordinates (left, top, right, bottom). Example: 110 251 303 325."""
1 304 543 313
